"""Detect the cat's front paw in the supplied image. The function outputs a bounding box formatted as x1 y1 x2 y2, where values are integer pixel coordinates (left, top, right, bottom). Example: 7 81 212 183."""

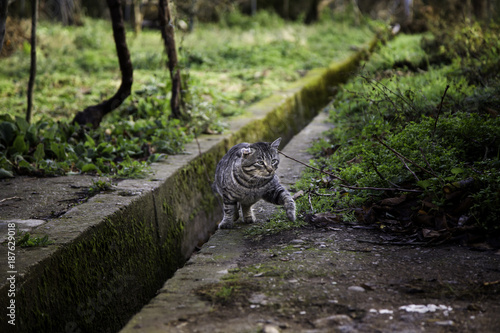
243 215 255 224
284 199 296 222
218 219 234 229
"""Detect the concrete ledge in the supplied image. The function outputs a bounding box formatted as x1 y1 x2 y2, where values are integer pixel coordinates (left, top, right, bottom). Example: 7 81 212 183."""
0 35 377 333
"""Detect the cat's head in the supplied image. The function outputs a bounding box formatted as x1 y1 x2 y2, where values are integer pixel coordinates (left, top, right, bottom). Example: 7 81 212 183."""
239 138 281 177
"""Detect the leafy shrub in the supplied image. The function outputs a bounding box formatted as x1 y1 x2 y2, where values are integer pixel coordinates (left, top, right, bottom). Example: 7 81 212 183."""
0 77 216 178
290 28 500 236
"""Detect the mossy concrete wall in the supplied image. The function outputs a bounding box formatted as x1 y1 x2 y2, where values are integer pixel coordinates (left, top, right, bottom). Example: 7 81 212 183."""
0 36 377 333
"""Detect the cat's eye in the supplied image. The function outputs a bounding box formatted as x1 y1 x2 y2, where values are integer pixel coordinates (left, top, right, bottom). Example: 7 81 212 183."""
272 159 278 165
256 161 264 166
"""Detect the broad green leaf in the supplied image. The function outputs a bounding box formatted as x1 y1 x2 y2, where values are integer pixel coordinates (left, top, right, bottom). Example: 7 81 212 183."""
0 121 17 145
17 158 32 169
50 142 66 160
85 134 96 148
34 143 45 161
81 163 98 172
451 167 464 175
416 179 431 190
13 135 27 154
0 168 14 178
15 116 29 133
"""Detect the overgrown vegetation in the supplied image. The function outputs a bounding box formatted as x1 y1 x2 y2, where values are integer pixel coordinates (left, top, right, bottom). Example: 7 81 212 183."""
0 10 374 178
283 21 500 245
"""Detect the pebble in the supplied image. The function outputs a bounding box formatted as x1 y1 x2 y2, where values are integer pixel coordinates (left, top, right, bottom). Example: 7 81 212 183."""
262 324 280 333
249 293 268 305
313 314 353 328
348 285 366 292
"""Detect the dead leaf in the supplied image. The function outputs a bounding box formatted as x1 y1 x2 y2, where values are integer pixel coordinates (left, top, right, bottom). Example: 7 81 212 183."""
380 195 407 206
422 200 439 210
422 229 441 238
414 213 434 227
305 212 342 228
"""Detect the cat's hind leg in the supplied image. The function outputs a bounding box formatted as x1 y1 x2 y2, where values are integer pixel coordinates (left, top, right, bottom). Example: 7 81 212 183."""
241 203 255 224
219 201 238 229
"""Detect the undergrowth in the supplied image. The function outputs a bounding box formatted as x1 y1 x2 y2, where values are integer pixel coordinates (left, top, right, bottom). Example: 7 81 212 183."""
271 22 500 241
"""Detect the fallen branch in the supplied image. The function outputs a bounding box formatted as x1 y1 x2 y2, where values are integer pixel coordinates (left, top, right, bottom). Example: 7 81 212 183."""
357 239 427 246
279 150 423 193
484 280 500 286
278 150 345 182
308 190 314 213
397 154 420 182
371 159 400 188
339 184 422 193
0 196 22 204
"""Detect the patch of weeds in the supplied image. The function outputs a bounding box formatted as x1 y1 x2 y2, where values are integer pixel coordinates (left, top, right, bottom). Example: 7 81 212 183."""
17 232 54 247
88 179 114 196
245 209 306 238
195 280 257 306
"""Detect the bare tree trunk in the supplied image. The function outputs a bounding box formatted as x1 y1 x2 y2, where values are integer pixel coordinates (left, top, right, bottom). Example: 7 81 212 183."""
73 0 133 127
158 0 182 119
131 0 141 34
26 0 38 124
188 0 196 32
0 0 8 54
283 0 289 20
251 0 257 16
305 0 319 24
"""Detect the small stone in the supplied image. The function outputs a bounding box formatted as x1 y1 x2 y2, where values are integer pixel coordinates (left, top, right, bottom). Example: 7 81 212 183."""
249 293 268 305
348 286 365 292
262 324 280 333
313 314 353 328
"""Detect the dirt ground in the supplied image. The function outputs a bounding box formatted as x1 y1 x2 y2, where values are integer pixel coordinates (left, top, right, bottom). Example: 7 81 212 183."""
189 221 500 333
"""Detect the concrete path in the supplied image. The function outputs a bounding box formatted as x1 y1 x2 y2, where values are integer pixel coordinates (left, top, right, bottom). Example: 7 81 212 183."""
120 110 500 333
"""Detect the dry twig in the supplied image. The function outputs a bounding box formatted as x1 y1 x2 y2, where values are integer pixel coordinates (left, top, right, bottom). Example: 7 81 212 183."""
279 150 423 193
278 150 345 182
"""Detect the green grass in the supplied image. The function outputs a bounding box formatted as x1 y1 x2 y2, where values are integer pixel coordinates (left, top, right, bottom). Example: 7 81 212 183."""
0 10 375 178
1 11 374 122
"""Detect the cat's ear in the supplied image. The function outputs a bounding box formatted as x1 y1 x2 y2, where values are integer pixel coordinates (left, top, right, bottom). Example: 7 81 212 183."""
240 147 254 157
271 137 282 150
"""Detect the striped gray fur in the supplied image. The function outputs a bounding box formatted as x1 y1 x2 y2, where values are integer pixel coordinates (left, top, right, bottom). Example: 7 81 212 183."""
213 138 296 229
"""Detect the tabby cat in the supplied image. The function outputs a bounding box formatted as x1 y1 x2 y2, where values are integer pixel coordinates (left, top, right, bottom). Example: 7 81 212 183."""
213 137 296 229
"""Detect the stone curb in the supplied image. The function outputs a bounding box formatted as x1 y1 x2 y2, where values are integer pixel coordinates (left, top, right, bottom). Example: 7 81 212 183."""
119 108 334 333
0 35 377 333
